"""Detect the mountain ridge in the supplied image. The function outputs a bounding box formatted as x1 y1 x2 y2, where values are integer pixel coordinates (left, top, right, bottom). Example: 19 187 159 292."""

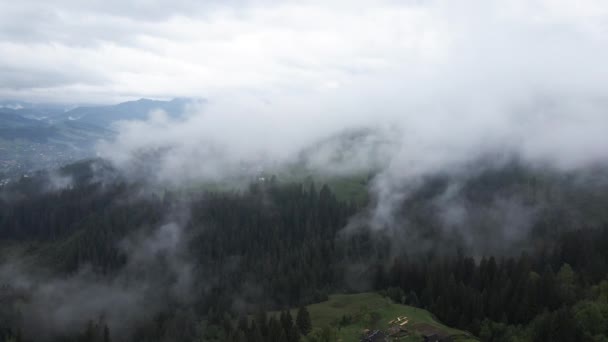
0 98 201 176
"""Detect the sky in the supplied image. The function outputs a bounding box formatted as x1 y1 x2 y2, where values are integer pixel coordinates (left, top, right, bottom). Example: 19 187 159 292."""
3 0 608 182
1 0 607 104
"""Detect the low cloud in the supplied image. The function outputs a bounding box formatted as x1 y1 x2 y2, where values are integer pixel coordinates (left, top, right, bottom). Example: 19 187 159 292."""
0 219 195 340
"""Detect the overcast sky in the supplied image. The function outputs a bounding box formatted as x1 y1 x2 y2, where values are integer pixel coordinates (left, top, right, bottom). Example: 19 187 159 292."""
3 0 608 179
1 0 607 104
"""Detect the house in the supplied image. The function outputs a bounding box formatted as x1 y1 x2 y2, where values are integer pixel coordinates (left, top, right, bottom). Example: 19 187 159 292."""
360 329 389 342
387 326 408 338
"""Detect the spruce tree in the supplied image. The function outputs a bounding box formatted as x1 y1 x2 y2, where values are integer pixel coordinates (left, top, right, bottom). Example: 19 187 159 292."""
103 324 110 342
280 310 293 333
296 306 312 336
407 290 420 308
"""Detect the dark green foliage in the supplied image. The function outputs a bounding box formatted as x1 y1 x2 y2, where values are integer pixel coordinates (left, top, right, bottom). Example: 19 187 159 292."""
381 287 405 304
102 325 110 342
406 290 420 307
3 161 608 341
296 306 312 336
279 310 299 342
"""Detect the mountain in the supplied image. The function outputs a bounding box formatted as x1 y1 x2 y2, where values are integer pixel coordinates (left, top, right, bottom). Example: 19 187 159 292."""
0 109 44 129
0 98 200 177
51 97 196 127
0 109 66 144
1 97 198 127
0 100 70 120
1 109 112 143
0 109 112 177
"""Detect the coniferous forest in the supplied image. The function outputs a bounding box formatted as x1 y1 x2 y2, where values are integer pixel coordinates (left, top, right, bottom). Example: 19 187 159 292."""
1 160 608 342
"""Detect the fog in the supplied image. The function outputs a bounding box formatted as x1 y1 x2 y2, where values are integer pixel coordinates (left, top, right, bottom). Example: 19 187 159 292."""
91 2 608 249
85 1 607 178
3 0 608 339
0 219 196 340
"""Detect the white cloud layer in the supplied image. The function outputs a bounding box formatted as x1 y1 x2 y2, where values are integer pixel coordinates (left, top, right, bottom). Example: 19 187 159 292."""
3 0 608 182
1 0 605 103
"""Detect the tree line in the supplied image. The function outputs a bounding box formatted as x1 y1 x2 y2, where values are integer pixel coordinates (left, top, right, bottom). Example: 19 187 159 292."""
1 161 608 341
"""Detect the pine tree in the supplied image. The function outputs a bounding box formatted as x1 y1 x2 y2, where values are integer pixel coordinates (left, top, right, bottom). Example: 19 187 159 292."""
255 310 268 338
248 321 263 342
280 310 293 333
103 324 110 342
267 316 284 342
407 290 420 308
235 330 247 342
238 314 248 332
296 306 312 336
287 325 300 342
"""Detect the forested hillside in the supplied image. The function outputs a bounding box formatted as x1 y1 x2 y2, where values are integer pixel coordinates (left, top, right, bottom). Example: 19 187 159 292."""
1 160 608 341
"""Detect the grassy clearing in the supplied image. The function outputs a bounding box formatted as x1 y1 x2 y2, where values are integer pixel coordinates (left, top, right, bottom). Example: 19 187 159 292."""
178 171 371 206
272 292 477 341
319 175 369 205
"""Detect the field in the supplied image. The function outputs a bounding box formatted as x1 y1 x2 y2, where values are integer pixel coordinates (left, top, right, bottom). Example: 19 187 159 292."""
273 292 478 341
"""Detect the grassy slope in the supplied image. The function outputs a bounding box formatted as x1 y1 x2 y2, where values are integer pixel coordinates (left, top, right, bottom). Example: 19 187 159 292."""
274 164 371 205
274 293 477 341
305 174 370 205
180 172 370 205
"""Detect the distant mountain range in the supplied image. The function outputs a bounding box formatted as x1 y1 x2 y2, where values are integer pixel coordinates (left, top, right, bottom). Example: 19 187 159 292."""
0 97 195 126
0 100 69 120
0 109 108 142
0 98 200 177
49 98 194 126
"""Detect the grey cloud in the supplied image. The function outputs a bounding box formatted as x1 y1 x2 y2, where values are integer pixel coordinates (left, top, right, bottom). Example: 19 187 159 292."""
3 1 606 104
0 0 275 45
0 68 108 90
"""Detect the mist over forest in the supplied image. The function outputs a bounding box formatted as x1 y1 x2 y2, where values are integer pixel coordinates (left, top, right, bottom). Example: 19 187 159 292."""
2 1 608 342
